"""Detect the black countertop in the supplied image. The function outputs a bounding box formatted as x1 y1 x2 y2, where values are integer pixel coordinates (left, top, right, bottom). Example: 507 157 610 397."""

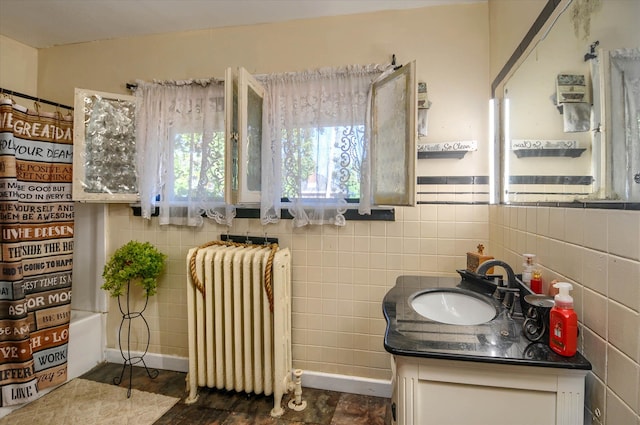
383 275 592 370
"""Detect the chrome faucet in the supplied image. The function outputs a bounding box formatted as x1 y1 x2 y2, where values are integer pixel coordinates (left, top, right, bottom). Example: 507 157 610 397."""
476 259 522 318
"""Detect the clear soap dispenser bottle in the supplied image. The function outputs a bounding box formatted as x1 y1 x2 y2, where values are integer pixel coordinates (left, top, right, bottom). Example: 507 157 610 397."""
522 254 535 288
549 282 577 357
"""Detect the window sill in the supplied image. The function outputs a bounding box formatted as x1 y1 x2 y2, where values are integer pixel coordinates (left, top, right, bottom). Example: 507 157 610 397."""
130 206 395 221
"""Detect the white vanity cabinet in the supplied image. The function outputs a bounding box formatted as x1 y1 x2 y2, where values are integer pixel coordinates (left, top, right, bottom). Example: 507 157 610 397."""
391 356 588 425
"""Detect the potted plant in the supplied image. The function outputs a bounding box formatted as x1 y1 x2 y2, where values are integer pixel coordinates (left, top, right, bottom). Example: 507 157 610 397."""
102 241 167 395
101 240 167 298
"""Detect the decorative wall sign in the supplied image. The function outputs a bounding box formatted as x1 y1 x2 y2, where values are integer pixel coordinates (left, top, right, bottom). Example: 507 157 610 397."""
417 140 477 159
511 139 586 158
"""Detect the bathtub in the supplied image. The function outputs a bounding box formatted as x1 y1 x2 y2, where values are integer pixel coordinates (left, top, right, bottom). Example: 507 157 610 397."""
0 309 104 419
67 309 105 380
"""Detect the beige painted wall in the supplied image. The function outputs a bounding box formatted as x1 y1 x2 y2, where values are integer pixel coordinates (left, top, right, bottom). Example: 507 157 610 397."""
37 3 490 179
488 0 546 85
0 35 38 99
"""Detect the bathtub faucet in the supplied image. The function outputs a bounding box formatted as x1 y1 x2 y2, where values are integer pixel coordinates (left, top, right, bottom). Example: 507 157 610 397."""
476 259 521 318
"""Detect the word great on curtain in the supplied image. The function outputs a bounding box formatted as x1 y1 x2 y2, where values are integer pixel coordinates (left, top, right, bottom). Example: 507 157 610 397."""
0 100 74 406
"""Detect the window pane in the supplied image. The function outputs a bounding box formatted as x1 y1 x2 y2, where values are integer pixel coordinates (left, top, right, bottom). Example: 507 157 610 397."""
82 94 138 194
283 125 363 199
172 131 225 200
246 84 262 192
372 62 416 206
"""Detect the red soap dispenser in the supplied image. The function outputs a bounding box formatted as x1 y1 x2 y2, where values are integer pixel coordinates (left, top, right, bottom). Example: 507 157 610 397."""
549 282 577 356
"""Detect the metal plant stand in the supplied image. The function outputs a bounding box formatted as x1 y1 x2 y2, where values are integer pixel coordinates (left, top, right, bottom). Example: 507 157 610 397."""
113 279 158 397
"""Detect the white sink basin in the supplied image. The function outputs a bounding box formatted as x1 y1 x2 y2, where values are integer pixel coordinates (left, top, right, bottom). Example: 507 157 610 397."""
410 289 497 325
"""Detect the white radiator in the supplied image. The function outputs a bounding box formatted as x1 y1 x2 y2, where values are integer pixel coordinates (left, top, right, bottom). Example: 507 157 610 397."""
185 243 294 417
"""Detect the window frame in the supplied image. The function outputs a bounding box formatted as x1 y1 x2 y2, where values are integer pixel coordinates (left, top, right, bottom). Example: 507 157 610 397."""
371 61 416 207
72 88 139 203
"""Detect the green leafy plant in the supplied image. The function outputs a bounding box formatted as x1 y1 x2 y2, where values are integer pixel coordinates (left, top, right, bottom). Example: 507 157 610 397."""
101 241 167 298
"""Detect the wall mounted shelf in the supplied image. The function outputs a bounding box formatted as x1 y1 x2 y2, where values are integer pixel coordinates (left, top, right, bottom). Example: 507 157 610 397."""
513 148 587 158
418 150 469 159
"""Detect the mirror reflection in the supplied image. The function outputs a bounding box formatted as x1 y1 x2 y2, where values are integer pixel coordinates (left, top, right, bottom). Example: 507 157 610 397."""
502 0 639 203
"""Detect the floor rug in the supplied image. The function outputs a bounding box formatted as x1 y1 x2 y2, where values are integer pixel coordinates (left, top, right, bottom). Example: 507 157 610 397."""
0 378 179 425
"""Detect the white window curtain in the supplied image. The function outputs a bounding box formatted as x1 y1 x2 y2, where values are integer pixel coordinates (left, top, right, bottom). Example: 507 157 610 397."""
259 64 388 227
134 79 235 226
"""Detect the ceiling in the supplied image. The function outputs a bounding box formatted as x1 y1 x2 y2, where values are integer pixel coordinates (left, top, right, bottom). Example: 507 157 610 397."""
0 0 474 49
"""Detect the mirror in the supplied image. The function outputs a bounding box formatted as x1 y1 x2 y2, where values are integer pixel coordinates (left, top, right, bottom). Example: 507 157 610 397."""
500 0 639 203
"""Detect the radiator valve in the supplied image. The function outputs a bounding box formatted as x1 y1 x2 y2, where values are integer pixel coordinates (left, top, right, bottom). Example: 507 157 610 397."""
288 369 307 411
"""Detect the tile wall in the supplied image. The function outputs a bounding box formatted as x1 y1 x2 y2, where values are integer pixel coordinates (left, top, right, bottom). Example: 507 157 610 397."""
489 205 640 425
104 202 491 381
103 201 639 423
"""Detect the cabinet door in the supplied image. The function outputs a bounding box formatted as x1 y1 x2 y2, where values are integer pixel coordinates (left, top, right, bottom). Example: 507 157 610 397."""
73 88 139 202
371 61 416 206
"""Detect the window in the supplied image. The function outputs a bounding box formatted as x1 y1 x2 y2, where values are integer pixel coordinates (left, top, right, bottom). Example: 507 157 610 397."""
73 88 139 203
259 62 416 226
73 62 415 227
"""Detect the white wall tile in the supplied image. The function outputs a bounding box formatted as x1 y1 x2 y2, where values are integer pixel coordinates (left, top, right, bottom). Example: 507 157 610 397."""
584 209 608 252
609 211 640 261
525 208 537 233
548 208 566 240
608 255 640 311
419 204 438 221
608 300 640 362
583 328 607 381
420 221 438 238
582 248 608 295
564 208 585 246
402 205 421 221
584 289 608 339
606 346 639 416
536 207 550 237
606 389 638 425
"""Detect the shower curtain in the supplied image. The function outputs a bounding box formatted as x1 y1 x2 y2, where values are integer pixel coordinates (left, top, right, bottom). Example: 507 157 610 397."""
0 100 74 406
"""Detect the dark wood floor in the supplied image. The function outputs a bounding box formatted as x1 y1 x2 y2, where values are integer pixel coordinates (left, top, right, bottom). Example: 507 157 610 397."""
80 363 391 425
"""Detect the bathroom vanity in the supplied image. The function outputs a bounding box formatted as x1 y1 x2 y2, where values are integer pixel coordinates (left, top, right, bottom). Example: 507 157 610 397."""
383 275 591 425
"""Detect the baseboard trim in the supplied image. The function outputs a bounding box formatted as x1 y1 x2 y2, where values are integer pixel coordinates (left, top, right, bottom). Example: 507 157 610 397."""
301 370 391 398
105 349 189 373
104 349 392 398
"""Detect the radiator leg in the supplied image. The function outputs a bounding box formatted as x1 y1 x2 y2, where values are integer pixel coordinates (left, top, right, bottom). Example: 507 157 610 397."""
184 373 199 404
287 369 307 411
271 382 286 418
